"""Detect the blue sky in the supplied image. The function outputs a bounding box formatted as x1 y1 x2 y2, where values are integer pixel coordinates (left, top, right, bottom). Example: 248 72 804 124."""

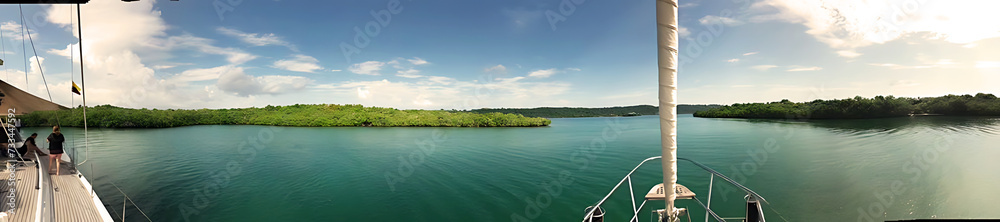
0 0 997 109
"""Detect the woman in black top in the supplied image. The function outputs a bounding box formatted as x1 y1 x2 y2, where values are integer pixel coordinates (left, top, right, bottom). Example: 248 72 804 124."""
47 126 65 175
20 133 46 158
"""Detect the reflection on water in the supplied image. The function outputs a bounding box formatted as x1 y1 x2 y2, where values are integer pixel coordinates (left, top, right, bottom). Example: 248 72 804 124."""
679 115 1000 221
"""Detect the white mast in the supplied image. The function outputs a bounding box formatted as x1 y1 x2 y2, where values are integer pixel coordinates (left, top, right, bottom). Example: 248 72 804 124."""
656 0 679 220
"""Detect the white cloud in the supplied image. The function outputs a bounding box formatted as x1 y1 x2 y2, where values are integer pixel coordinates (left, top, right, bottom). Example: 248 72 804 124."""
891 80 920 87
426 76 455 85
868 59 957 69
869 63 902 68
726 58 740 63
349 61 385 75
786 66 822 72
975 61 1000 69
152 63 193 70
678 26 691 38
217 27 298 51
272 54 323 73
751 65 778 71
567 68 582 72
396 69 423 78
836 50 862 58
1 21 34 41
407 57 429 65
750 0 1000 49
48 2 167 60
27 56 45 75
217 66 312 96
357 87 370 98
386 59 403 69
330 69 342 72
157 34 257 64
413 96 433 106
528 68 558 78
485 65 507 73
169 65 232 82
699 15 745 26
313 75 571 109
36 1 281 109
47 44 73 57
742 52 759 56
497 76 525 83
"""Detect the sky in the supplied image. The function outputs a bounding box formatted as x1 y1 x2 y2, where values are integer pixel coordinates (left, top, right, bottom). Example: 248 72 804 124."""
0 0 997 110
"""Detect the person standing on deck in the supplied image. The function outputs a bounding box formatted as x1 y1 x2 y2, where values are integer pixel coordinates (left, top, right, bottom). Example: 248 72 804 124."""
47 126 65 175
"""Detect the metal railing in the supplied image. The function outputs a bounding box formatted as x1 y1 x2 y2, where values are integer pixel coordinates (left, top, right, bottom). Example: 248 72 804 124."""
583 156 662 222
105 181 153 222
582 156 770 222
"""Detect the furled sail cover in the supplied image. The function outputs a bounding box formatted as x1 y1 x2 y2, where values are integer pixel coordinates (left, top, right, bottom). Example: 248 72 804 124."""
0 80 68 115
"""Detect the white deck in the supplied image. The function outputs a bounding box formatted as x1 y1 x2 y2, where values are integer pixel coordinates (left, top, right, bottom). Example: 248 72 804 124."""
1 152 112 222
0 159 39 222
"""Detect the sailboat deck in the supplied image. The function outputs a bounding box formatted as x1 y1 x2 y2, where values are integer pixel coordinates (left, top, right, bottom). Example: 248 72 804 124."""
0 160 39 222
45 156 105 222
51 174 104 221
0 154 107 222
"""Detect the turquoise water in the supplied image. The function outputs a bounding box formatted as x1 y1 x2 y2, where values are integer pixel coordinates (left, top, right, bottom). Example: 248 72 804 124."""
22 114 1000 221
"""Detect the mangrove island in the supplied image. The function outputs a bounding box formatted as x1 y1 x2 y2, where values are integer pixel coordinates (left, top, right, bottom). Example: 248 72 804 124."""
693 93 1000 119
20 104 551 128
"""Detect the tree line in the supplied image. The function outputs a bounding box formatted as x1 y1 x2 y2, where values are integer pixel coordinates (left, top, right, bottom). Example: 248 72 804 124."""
19 104 552 128
693 93 1000 119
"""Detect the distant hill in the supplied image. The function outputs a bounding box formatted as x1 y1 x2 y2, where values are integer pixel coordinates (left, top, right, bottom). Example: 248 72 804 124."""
467 104 721 118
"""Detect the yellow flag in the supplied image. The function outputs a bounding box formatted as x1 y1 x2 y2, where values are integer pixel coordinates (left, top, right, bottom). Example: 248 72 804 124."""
72 82 82 95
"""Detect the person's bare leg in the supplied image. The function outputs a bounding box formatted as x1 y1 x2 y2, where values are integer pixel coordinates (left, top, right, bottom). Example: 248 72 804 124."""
48 155 54 174
55 154 60 176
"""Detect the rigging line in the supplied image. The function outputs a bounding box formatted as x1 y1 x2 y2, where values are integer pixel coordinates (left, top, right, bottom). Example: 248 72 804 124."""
70 5 76 163
110 181 154 222
22 6 61 127
70 5 75 109
761 200 791 222
1 19 8 82
19 4 28 91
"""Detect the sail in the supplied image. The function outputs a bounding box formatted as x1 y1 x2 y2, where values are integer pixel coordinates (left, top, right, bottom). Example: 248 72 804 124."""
0 79 68 115
656 0 680 218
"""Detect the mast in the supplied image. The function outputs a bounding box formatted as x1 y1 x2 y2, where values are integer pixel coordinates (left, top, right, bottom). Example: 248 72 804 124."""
656 0 679 220
77 3 90 165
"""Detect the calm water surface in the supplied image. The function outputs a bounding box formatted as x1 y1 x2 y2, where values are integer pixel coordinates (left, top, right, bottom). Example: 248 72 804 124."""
23 114 1000 221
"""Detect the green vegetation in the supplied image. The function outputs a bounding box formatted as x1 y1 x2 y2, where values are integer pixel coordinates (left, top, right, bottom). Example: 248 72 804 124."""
693 93 1000 119
466 105 720 118
20 104 551 128
678 104 723 114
